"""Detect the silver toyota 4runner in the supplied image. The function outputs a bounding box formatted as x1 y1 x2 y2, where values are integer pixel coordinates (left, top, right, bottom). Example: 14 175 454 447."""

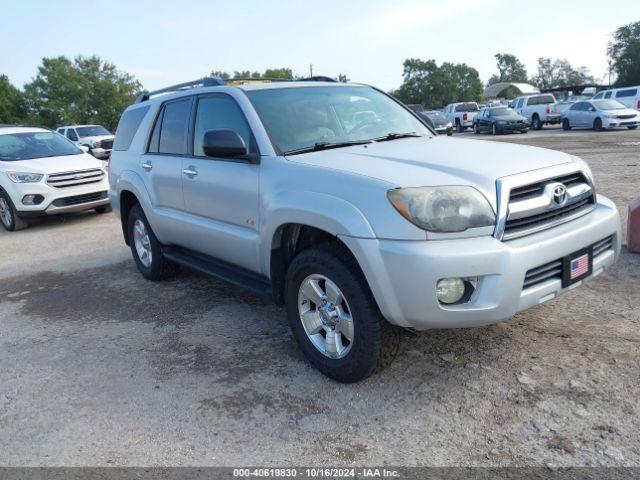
109 77 621 382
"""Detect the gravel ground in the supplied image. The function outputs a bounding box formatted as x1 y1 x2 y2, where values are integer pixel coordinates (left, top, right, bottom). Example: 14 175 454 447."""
1 128 638 467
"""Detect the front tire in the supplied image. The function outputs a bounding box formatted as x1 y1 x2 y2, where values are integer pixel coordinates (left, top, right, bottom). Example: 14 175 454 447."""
0 191 27 232
473 123 480 134
562 118 571 131
628 126 638 130
594 118 603 131
127 204 177 281
285 245 400 383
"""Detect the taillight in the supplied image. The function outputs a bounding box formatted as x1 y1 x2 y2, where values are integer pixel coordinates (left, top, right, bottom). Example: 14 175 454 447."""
463 113 468 121
637 99 640 109
546 104 551 114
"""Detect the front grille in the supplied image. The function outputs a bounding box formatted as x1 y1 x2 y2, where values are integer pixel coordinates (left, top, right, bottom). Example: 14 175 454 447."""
100 138 114 149
47 168 105 188
523 235 614 289
503 172 595 240
52 191 108 207
617 114 636 120
509 173 586 202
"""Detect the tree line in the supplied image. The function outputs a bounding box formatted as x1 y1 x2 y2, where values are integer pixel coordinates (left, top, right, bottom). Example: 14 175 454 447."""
1 21 638 128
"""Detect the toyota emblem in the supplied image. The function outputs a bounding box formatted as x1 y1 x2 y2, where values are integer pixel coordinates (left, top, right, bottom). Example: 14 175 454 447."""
552 184 567 205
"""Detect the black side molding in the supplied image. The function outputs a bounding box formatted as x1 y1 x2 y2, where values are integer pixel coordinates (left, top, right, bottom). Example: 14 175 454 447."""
162 246 273 300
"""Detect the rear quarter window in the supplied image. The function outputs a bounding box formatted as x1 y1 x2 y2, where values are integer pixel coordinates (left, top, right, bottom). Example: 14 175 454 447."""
616 89 638 98
113 106 150 151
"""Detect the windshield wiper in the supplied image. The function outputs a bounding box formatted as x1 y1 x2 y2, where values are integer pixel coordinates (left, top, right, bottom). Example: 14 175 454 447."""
284 140 372 156
373 132 422 142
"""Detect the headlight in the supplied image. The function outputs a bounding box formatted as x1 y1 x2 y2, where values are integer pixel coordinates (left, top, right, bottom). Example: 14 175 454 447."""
7 172 44 183
387 186 495 233
571 156 595 186
92 140 101 148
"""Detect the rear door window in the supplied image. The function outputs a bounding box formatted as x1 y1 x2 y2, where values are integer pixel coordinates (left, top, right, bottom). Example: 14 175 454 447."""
157 98 192 155
604 91 612 99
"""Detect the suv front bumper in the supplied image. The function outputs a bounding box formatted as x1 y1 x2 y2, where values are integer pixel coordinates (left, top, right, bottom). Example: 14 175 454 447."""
341 195 620 330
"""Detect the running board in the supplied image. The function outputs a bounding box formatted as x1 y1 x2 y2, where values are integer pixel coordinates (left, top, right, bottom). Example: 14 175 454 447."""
162 246 273 300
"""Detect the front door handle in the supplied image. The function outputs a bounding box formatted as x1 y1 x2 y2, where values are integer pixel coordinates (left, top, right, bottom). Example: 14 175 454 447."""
183 166 198 177
142 160 153 171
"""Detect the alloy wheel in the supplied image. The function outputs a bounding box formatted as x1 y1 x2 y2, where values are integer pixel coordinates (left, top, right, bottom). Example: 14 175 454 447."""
0 197 12 228
298 274 354 359
133 219 153 267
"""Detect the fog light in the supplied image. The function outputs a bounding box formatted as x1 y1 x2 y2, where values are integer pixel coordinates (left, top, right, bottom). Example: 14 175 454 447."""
22 194 44 205
436 278 466 304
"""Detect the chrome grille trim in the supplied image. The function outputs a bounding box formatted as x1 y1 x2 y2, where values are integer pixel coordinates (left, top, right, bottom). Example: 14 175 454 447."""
494 165 596 241
46 168 105 188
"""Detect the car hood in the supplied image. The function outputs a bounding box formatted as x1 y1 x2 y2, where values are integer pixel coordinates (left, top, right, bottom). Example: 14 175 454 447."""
81 135 115 142
604 108 639 116
2 153 103 174
493 114 526 121
287 136 574 208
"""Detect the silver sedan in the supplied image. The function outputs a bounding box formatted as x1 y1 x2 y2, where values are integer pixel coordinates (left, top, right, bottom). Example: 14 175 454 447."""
562 99 640 131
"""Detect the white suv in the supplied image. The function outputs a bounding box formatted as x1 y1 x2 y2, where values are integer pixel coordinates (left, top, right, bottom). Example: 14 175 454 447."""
0 126 110 231
109 78 620 382
56 124 114 160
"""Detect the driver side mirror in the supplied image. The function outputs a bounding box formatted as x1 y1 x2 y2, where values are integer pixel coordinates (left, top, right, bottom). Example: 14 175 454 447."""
589 107 596 112
202 129 259 164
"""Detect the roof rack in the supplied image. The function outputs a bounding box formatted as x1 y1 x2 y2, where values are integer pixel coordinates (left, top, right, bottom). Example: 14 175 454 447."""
297 76 337 82
135 77 226 103
134 74 339 103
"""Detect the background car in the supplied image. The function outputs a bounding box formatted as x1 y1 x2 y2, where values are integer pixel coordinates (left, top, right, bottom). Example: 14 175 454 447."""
418 110 453 135
473 106 529 135
0 126 110 231
592 85 640 110
443 102 479 132
56 124 114 160
562 99 640 131
512 93 561 130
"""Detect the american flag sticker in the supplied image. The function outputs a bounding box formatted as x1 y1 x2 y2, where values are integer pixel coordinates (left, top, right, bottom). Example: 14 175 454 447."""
570 253 590 280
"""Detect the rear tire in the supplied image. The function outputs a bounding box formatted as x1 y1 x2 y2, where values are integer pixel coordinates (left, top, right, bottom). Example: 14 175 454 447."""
473 123 480 134
562 118 571 131
127 204 177 281
285 245 400 383
0 191 28 232
593 118 603 131
532 114 543 130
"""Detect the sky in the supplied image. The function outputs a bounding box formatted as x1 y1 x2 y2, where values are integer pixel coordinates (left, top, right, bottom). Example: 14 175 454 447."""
1 0 638 92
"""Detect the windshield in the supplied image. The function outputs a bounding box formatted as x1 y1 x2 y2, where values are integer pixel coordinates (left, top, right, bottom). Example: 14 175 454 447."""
454 103 478 112
425 111 447 121
0 132 82 161
490 107 516 116
76 126 111 137
592 99 627 110
245 86 431 154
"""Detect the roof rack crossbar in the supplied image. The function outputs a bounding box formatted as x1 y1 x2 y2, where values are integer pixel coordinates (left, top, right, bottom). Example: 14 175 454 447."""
135 77 225 103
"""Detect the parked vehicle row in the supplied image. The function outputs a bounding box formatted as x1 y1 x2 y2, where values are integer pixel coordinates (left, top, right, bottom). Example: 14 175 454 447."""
107 77 620 382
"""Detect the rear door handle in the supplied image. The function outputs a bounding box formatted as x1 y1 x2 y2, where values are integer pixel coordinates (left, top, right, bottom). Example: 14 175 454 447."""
183 166 198 177
142 160 153 171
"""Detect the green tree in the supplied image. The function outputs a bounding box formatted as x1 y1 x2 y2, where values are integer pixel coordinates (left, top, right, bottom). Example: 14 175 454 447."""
530 57 595 89
337 73 350 83
395 58 483 108
0 74 26 124
263 68 293 80
210 70 231 80
487 53 528 85
24 56 142 131
608 21 640 86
